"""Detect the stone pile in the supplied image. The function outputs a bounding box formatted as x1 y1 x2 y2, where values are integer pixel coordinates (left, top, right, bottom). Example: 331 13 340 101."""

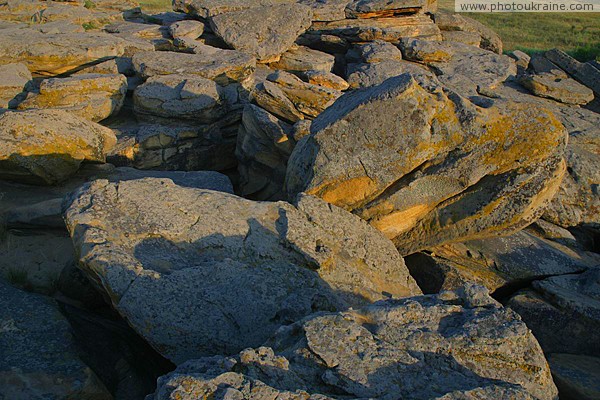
0 0 599 399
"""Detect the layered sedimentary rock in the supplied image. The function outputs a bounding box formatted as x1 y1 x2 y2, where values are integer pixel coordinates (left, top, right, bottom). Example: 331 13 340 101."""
0 63 31 109
64 177 420 363
286 74 567 254
0 109 117 184
149 285 557 400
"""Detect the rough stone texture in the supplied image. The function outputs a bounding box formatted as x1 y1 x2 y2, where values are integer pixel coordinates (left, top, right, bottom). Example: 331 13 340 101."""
17 73 127 122
547 354 600 400
173 0 296 19
236 104 296 200
0 63 31 109
301 70 350 90
0 280 111 399
545 48 600 95
64 178 421 363
441 30 481 47
520 73 595 105
286 74 567 254
209 4 313 63
132 49 255 84
149 285 557 400
308 15 441 44
345 0 436 18
346 60 431 88
168 20 205 39
299 0 349 21
0 27 153 76
0 109 117 185
270 46 335 73
404 229 591 294
508 268 600 357
352 40 403 63
108 117 241 171
400 38 454 63
252 69 342 123
133 74 240 123
433 10 503 54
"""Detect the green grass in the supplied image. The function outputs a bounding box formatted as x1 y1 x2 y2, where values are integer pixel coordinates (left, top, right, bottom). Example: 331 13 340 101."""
138 0 173 12
439 0 600 61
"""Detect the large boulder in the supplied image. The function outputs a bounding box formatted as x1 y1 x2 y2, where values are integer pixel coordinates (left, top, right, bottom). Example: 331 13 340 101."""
286 74 567 255
149 285 557 400
17 73 128 122
209 4 313 63
0 109 117 185
64 178 421 363
0 280 111 399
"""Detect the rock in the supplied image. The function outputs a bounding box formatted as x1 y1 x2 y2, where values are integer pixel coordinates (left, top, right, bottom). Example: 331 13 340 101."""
168 20 205 39
108 117 241 171
64 178 420 363
252 69 342 123
345 0 436 18
508 268 600 356
0 164 234 228
298 0 349 21
17 73 127 122
0 109 117 185
209 4 313 63
399 38 454 62
0 63 31 109
270 46 335 73
301 70 350 90
133 74 240 123
520 73 594 105
441 30 481 47
0 27 153 76
286 74 567 254
545 48 600 95
173 0 296 19
529 54 567 76
433 10 502 54
296 32 350 54
352 39 403 63
0 280 111 399
543 113 600 228
236 104 295 200
308 14 441 44
346 59 431 88
547 354 600 400
132 49 255 84
74 59 121 75
404 229 590 295
150 285 557 400
510 49 531 71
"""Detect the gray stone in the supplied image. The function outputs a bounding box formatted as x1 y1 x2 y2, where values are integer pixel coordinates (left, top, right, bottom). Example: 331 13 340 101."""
548 354 600 400
209 4 313 63
0 63 31 109
168 20 205 39
0 109 117 185
270 46 335 73
520 72 594 105
150 285 557 400
298 0 349 21
133 74 240 123
132 49 255 84
17 73 128 122
354 39 403 63
286 74 567 254
64 178 421 363
545 48 600 95
345 0 435 18
300 70 350 90
433 10 502 54
0 280 111 399
346 60 431 88
441 30 481 47
173 0 296 18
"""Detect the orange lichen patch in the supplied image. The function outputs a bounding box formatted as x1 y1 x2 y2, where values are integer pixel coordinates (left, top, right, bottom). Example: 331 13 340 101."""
309 176 378 210
370 203 434 238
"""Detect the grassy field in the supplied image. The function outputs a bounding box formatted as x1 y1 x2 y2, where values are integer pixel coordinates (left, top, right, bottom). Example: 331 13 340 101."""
138 0 600 61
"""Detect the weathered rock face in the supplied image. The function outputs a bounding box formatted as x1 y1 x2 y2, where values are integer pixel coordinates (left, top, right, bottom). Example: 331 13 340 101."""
132 49 255 84
209 4 313 63
520 72 595 105
270 46 336 74
17 73 128 122
508 268 600 357
64 178 420 363
0 109 117 185
547 354 600 400
405 229 591 294
149 285 557 400
0 63 31 109
0 281 111 399
433 10 503 54
286 74 567 255
0 27 153 76
133 74 240 123
173 0 296 19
